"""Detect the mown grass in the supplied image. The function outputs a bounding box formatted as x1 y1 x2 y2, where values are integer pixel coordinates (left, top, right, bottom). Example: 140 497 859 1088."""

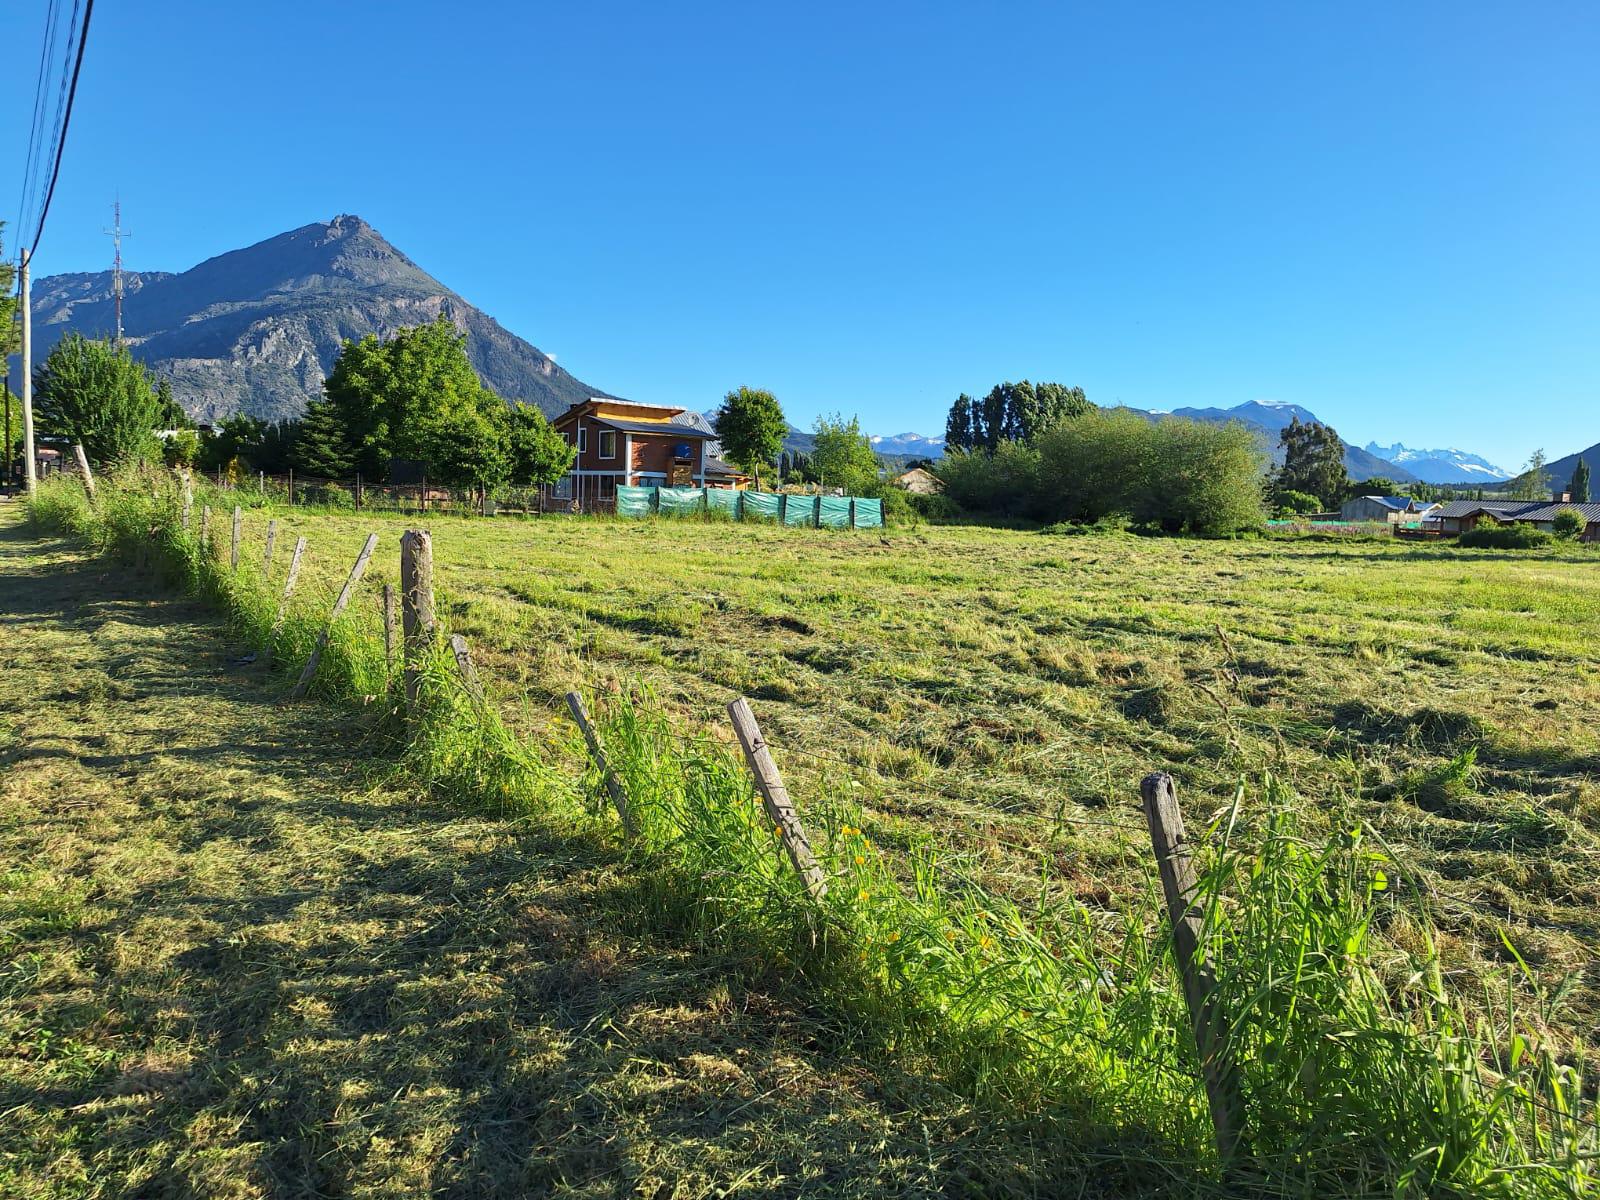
18 473 1600 1197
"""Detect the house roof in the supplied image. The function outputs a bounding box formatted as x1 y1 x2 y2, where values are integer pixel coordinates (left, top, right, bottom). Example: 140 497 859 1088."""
1354 495 1413 511
1431 499 1600 522
703 456 747 477
588 416 716 439
1513 502 1600 523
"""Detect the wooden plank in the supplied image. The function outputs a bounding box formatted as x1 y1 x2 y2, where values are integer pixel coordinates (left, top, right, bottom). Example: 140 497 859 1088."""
400 530 435 712
726 697 828 899
1140 771 1244 1162
73 443 96 502
447 633 484 703
230 505 242 570
286 532 378 702
565 691 635 836
263 518 277 570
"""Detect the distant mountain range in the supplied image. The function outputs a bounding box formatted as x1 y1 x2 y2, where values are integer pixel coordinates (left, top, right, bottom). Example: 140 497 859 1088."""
10 215 604 422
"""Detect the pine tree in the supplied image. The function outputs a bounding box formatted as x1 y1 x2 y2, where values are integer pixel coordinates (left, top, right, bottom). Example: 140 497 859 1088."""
1570 457 1590 503
292 398 355 478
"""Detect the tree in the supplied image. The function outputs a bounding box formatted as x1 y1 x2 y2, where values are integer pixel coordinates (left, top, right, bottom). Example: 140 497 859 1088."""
200 413 266 473
423 402 511 492
944 380 1093 452
162 429 200 469
810 412 881 494
506 403 575 486
1568 457 1589 503
1275 417 1347 508
945 393 975 451
1509 449 1549 501
1347 476 1398 498
1552 508 1586 539
33 333 164 466
155 378 189 429
713 386 787 489
292 398 355 478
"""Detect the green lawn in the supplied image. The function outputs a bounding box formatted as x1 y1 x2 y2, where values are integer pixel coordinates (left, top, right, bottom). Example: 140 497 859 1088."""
227 506 1600 1052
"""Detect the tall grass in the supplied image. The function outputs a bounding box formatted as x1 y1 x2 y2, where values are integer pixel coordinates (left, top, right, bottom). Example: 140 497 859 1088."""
27 472 1597 1198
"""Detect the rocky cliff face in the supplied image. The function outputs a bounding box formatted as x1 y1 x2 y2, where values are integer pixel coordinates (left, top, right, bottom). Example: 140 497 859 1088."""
13 215 606 422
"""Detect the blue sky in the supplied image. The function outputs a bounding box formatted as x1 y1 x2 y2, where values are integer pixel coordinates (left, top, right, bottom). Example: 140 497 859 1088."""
4 1 1596 467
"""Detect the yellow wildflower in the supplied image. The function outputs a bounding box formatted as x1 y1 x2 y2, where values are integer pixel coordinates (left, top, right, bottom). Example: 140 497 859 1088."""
854 855 865 865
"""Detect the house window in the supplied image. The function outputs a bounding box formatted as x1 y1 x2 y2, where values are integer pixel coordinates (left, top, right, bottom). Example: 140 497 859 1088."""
553 474 573 500
598 430 617 459
576 426 587 454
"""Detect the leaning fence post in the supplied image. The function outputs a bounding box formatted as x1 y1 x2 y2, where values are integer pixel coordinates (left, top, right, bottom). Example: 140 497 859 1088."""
263 518 277 570
73 443 96 502
447 633 484 703
566 691 636 836
382 583 396 676
286 533 378 702
230 505 242 570
200 504 211 552
1140 771 1244 1163
400 529 435 713
726 697 828 899
265 535 308 666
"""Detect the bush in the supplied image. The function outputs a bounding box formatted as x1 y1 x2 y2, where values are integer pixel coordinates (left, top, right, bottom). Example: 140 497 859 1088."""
1458 523 1552 549
1551 508 1586 539
937 443 1042 518
162 429 201 469
305 483 355 510
908 491 959 521
1274 489 1322 516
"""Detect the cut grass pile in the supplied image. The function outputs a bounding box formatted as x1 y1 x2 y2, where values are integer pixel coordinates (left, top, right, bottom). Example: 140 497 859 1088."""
16 474 1600 1197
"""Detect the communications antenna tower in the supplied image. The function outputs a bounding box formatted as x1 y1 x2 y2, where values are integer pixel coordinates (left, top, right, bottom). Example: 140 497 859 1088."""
103 198 131 343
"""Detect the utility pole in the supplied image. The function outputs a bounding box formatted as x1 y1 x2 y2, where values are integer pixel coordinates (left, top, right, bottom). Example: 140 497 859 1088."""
104 198 130 344
21 248 35 495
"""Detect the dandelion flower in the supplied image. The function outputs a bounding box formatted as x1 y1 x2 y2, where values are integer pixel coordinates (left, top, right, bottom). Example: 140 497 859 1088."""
857 890 871 902
979 935 993 950
854 855 865 865
886 931 901 943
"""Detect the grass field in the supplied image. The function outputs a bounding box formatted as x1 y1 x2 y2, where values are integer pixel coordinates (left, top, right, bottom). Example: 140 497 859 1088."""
11 480 1600 1195
231 503 1600 1035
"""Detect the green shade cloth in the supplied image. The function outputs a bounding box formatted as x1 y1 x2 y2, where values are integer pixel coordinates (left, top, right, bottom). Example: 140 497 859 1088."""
742 491 784 521
706 487 742 518
783 494 819 527
852 497 884 528
818 495 852 528
657 487 705 516
615 485 656 517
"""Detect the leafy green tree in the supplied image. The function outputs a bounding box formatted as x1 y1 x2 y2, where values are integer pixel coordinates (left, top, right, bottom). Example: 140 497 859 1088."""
946 381 1093 451
1275 489 1323 516
1137 416 1266 534
810 412 881 494
944 393 975 451
506 403 575 486
162 429 200 468
292 398 355 478
1568 457 1589 503
200 414 267 473
1551 508 1586 539
713 386 787 489
1347 476 1398 498
424 401 511 492
1508 449 1550 500
155 378 190 429
938 443 1044 518
33 333 164 466
1275 417 1347 508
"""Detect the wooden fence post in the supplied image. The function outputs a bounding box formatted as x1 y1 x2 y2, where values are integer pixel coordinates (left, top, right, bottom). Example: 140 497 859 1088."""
73 443 96 502
447 633 484 703
263 518 277 570
286 533 378 702
566 691 636 836
400 529 435 712
230 505 242 570
1140 771 1244 1163
180 472 194 532
265 536 308 667
200 504 211 552
726 697 828 899
382 583 396 675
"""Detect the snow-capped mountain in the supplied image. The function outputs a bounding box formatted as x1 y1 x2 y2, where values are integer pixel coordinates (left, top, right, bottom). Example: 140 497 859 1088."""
870 432 946 457
1362 443 1510 484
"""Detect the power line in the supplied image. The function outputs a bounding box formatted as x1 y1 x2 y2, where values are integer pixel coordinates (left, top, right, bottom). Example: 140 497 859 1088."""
29 0 96 256
14 0 62 247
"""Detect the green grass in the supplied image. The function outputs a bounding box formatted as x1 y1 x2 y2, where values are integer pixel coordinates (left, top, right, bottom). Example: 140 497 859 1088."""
14 474 1600 1197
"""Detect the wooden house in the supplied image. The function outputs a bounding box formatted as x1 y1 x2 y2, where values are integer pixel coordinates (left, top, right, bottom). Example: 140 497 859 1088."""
543 398 747 510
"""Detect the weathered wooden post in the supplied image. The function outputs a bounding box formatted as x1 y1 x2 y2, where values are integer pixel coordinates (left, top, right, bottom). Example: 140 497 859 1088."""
230 505 242 570
266 535 309 665
566 691 636 836
73 443 96 502
726 698 828 899
180 472 194 533
200 504 211 552
1140 771 1244 1163
400 529 435 712
382 583 396 675
288 467 294 505
286 533 378 702
447 633 484 703
263 518 277 570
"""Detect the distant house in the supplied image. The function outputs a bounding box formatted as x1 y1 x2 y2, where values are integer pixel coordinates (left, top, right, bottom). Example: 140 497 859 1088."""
892 466 944 495
1339 495 1428 522
544 398 747 510
1428 498 1600 541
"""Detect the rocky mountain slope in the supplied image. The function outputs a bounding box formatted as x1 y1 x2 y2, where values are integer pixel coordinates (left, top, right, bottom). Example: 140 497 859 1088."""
12 215 605 423
1363 443 1509 484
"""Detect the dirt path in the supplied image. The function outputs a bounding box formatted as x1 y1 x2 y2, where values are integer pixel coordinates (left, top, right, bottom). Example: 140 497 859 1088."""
0 510 1122 1200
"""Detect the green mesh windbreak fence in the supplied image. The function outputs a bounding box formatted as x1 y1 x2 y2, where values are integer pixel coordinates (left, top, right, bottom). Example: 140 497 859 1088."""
852 497 884 528
818 495 852 528
706 487 741 518
657 487 706 516
742 491 784 521
616 485 656 517
783 495 819 527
